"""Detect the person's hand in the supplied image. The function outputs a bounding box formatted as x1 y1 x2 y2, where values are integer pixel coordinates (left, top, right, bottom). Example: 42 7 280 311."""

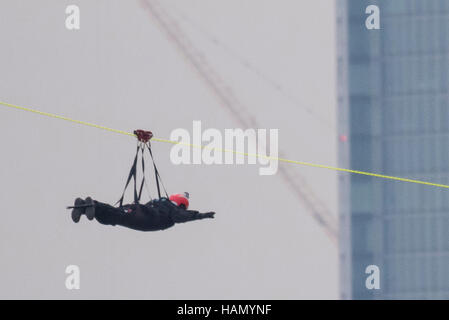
203 212 215 219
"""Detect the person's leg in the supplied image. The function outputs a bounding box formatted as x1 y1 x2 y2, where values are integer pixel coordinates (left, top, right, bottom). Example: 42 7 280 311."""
93 203 163 231
93 202 127 226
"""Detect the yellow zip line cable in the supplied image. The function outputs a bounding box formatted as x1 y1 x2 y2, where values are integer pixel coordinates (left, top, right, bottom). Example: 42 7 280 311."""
2 100 449 189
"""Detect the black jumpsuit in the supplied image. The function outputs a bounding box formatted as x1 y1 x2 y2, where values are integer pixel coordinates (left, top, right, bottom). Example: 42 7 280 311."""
93 198 214 231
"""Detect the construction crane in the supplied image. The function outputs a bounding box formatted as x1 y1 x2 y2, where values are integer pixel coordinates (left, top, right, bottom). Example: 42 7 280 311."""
140 0 338 242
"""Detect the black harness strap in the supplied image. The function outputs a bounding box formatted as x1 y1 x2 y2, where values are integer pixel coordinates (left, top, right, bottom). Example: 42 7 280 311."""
138 145 146 202
116 139 168 206
147 143 169 199
116 146 139 207
148 145 161 199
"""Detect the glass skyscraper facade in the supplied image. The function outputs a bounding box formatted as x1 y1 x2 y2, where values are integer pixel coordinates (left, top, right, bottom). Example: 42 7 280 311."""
337 0 449 299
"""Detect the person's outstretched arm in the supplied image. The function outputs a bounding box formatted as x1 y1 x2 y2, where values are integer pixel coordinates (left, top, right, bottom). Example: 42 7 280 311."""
171 208 215 224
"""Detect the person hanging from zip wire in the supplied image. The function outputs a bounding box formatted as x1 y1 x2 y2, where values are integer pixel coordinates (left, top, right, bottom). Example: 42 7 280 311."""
69 192 215 232
67 130 215 232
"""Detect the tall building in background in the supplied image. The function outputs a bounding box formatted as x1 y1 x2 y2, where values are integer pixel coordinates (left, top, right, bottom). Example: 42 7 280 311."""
337 0 449 299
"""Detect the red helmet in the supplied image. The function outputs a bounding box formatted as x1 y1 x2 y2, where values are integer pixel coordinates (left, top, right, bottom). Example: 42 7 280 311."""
169 192 190 209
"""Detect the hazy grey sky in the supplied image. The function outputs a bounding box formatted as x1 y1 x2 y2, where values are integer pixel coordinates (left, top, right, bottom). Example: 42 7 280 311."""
0 0 338 299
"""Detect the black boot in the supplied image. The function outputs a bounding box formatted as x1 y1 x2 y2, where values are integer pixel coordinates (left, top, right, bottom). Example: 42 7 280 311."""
84 197 96 220
71 198 85 223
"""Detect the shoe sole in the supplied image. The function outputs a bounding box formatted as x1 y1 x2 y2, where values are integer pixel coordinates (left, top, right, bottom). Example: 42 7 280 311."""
71 198 85 223
85 197 95 220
